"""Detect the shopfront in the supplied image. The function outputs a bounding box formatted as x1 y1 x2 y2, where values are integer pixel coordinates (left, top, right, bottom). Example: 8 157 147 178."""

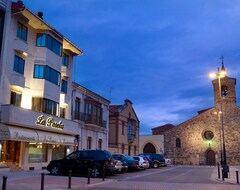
0 115 79 170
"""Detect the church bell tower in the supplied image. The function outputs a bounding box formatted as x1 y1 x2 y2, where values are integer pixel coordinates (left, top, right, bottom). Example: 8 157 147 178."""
212 63 236 107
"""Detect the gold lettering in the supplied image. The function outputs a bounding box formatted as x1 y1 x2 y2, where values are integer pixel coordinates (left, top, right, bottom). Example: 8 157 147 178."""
35 115 64 130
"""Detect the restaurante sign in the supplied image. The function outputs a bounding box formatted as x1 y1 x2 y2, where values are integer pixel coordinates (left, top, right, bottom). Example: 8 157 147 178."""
35 115 64 130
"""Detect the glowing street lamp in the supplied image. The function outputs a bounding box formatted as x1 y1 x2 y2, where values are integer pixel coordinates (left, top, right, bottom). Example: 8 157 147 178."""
209 58 228 178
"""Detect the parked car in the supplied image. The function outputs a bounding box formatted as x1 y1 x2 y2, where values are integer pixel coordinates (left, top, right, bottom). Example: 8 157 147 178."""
112 154 139 171
138 153 166 168
47 150 115 178
112 159 123 174
133 156 149 169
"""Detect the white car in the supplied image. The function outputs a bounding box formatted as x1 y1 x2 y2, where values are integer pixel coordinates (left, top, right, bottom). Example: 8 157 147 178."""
133 156 149 169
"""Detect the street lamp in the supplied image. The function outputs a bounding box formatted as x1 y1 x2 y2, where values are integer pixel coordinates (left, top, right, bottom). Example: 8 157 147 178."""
209 60 228 178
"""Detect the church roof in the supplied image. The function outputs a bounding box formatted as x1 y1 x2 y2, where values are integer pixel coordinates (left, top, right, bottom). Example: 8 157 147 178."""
151 123 175 135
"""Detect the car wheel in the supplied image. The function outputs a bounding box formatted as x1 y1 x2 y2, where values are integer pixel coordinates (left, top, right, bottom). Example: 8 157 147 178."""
153 162 159 168
50 165 60 175
91 166 101 178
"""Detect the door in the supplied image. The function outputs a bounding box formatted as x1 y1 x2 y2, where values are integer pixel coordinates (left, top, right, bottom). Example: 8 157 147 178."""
206 150 216 166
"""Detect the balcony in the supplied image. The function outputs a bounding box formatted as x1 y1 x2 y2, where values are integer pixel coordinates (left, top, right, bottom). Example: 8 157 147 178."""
73 111 107 128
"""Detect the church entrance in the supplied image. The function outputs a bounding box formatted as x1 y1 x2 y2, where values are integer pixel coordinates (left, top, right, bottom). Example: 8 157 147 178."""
143 143 156 153
206 149 216 166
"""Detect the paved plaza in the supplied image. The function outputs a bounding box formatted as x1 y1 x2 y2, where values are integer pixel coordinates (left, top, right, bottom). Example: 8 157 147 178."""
0 166 239 190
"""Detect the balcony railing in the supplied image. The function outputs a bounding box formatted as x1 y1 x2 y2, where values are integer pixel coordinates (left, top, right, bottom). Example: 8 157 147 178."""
74 111 107 128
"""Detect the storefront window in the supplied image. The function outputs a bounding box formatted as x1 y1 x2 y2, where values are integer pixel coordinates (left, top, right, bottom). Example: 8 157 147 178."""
28 143 47 163
52 145 66 160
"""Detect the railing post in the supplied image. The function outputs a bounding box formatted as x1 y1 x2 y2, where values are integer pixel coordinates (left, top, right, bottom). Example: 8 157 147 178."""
236 171 239 184
41 173 45 190
87 168 91 184
2 176 7 190
217 163 220 179
68 170 72 189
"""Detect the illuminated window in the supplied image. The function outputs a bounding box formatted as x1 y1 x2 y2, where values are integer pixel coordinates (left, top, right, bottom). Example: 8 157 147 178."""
60 107 65 118
13 55 25 74
32 97 58 115
10 91 22 107
28 143 47 163
17 22 27 41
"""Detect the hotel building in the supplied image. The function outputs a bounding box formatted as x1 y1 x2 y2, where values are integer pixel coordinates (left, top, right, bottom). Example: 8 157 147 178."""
0 0 109 171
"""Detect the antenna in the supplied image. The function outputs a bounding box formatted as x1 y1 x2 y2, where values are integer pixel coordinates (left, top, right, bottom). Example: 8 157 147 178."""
109 86 112 101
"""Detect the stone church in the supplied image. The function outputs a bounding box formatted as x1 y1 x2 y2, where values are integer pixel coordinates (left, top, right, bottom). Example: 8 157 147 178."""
163 65 240 166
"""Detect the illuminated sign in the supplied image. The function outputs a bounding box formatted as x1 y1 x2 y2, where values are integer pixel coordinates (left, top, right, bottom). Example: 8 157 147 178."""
35 115 64 130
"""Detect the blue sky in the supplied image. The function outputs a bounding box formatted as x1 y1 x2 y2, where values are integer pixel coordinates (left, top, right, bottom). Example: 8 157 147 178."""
23 0 240 134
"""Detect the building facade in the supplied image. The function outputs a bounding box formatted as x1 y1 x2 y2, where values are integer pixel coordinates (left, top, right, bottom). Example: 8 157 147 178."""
139 135 164 155
0 0 109 171
108 99 140 155
164 69 240 166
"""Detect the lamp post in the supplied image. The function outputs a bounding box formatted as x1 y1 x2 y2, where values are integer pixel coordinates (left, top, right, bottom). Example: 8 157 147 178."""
209 60 228 178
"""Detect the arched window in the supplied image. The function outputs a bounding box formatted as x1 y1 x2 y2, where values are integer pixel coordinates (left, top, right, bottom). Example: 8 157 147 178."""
176 138 181 148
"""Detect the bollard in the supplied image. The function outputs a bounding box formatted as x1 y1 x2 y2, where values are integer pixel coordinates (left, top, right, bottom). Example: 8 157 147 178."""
2 176 7 190
222 169 224 181
87 168 91 184
102 167 105 181
236 171 239 184
217 163 220 179
68 170 72 189
41 173 45 190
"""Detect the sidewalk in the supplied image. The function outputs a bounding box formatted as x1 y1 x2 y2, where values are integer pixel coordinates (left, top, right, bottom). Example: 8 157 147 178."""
0 169 110 190
211 165 240 185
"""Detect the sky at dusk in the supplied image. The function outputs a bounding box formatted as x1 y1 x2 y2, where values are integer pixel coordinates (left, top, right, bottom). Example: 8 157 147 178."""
23 0 240 134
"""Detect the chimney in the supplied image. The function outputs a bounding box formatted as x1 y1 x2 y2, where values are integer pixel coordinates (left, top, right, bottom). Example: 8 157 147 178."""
37 12 43 19
17 0 24 5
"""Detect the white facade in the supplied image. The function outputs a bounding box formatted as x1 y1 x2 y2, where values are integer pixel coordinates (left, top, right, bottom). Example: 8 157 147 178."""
0 0 109 171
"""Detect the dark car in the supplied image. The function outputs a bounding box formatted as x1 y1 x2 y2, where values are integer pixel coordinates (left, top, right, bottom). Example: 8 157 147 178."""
47 150 115 178
112 154 139 171
138 153 166 168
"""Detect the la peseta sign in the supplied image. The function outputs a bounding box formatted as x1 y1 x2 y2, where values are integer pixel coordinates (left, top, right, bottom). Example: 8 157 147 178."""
35 115 64 130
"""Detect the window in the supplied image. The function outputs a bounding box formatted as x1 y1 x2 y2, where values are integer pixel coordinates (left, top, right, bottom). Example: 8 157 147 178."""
128 119 136 141
87 137 92 150
60 107 65 118
62 53 69 67
36 33 62 55
13 55 25 74
98 139 102 150
32 97 58 115
85 102 92 115
134 146 137 155
33 65 60 85
17 22 27 41
121 144 125 154
128 145 131 156
61 79 67 93
122 121 125 135
10 91 21 106
74 98 81 120
84 99 102 126
28 143 47 163
176 138 181 148
203 131 214 140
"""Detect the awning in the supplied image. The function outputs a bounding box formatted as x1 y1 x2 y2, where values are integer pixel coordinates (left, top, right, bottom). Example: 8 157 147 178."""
0 125 75 145
0 125 38 142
